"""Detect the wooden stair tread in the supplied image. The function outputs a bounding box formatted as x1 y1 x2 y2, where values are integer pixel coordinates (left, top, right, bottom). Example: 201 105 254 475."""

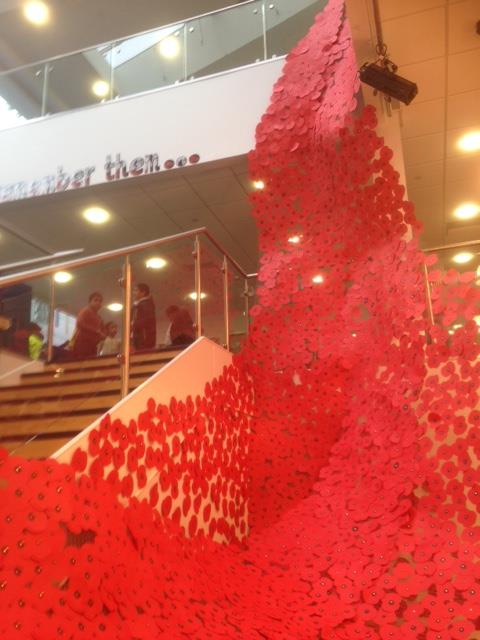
0 412 98 437
18 362 168 384
41 348 180 372
0 375 149 401
4 436 72 459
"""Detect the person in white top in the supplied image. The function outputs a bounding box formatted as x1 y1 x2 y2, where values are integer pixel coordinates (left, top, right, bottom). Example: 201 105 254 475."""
98 321 121 356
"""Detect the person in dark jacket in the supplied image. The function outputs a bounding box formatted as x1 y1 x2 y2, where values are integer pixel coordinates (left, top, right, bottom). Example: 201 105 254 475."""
165 305 195 346
132 283 156 350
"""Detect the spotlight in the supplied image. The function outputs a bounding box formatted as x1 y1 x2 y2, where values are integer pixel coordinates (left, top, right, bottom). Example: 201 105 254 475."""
457 131 480 153
452 252 474 264
188 292 206 300
54 271 73 284
253 180 265 190
146 257 167 270
92 80 110 98
454 203 480 221
288 235 302 244
107 303 123 312
23 1 50 26
83 206 110 224
158 36 180 59
312 274 324 284
359 62 418 105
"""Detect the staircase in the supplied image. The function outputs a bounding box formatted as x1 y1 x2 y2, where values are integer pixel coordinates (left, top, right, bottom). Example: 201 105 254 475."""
0 348 180 459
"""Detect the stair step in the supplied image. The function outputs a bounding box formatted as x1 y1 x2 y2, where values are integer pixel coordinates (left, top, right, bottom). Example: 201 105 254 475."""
0 373 149 401
4 436 72 459
0 390 121 419
19 361 168 384
0 412 99 438
41 348 180 373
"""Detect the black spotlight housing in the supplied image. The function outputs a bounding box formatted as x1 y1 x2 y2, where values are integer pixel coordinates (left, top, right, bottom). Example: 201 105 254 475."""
359 62 418 105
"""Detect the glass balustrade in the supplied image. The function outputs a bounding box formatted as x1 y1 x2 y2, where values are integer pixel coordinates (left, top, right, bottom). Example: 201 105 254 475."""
0 229 252 459
0 0 319 127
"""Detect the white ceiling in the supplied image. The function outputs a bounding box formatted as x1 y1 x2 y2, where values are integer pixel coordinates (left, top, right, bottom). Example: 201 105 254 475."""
0 155 259 273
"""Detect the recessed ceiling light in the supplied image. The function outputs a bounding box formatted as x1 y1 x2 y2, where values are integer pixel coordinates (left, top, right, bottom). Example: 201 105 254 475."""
253 180 265 190
312 274 324 284
92 80 110 98
23 1 50 26
54 271 73 284
457 131 480 154
452 252 474 264
158 36 180 59
454 202 480 221
83 206 110 224
145 257 167 270
452 323 463 330
107 302 123 312
188 292 207 300
288 235 302 244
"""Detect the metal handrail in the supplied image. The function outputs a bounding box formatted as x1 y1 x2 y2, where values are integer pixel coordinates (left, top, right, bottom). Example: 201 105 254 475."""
0 0 258 77
424 240 480 253
0 249 84 272
0 227 248 287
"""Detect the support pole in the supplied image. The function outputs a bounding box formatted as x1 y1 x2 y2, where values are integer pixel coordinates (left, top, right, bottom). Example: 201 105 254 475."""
46 275 56 362
194 236 202 338
223 256 230 350
121 256 132 398
423 263 434 326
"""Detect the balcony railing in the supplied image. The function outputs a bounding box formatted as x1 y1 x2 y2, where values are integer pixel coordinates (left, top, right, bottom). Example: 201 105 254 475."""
0 228 257 397
0 0 321 129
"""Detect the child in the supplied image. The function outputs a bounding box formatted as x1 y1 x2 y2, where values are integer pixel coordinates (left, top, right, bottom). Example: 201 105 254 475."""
98 321 121 356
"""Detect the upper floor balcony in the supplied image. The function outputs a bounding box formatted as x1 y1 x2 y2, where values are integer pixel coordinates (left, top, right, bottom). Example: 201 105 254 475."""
0 0 320 128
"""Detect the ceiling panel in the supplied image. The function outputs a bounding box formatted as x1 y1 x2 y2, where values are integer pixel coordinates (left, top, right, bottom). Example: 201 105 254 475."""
446 155 480 183
378 0 445 22
405 160 444 189
447 89 480 129
400 58 446 103
402 133 445 166
382 7 446 66
447 48 480 94
401 98 445 139
186 174 248 206
448 0 480 54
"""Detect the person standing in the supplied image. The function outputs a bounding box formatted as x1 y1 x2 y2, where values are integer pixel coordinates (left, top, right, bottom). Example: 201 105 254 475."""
70 292 105 359
165 305 195 346
132 283 156 350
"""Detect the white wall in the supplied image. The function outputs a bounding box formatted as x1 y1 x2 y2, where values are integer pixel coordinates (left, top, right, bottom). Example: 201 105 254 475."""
54 338 249 542
0 59 283 203
0 348 43 386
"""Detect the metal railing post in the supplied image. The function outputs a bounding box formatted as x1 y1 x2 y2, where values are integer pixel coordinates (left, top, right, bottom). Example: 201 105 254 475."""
183 23 188 81
423 263 434 326
46 275 56 362
222 256 230 350
109 43 115 100
41 63 49 116
194 235 202 338
261 2 268 60
121 256 132 398
244 278 250 335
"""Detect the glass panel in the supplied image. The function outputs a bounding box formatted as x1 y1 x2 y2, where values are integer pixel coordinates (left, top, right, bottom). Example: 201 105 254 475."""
228 267 248 353
129 238 196 352
200 239 226 346
44 45 113 115
186 0 265 81
425 244 480 337
265 0 323 58
0 258 128 460
0 63 46 125
0 275 50 359
113 24 186 97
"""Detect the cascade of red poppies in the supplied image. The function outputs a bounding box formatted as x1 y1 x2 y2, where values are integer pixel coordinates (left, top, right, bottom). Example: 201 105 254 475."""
1 0 480 638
